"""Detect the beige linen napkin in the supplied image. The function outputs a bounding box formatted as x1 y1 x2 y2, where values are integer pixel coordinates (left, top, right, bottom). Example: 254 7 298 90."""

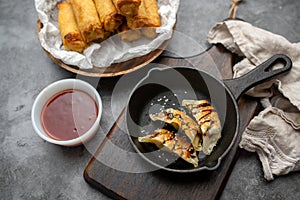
207 20 300 181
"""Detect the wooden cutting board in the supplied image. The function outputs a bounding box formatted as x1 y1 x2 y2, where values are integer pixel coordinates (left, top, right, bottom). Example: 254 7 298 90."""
84 44 259 200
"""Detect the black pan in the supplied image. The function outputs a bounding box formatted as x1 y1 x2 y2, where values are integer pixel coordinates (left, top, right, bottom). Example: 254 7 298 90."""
126 54 292 173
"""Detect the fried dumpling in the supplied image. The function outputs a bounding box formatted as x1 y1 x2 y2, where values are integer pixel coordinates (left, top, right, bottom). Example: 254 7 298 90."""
149 108 202 151
138 129 198 167
182 100 221 155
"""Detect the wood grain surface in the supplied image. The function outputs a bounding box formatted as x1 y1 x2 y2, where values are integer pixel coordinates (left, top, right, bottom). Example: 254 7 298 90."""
83 45 259 200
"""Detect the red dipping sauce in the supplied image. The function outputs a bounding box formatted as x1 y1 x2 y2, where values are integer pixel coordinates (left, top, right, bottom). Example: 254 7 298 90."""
41 89 98 141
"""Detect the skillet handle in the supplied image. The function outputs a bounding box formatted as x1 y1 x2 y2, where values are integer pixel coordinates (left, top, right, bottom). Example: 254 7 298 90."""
223 54 292 100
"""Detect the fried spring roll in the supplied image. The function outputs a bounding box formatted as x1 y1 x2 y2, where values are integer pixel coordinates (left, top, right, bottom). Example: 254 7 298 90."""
71 0 104 43
127 0 161 38
94 0 124 32
103 31 112 41
58 2 87 53
117 23 141 42
112 0 141 17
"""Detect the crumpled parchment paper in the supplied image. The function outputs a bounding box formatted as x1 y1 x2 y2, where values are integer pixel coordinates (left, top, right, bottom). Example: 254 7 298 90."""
35 0 179 69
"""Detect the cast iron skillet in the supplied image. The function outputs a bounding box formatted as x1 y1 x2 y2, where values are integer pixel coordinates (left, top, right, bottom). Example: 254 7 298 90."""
126 54 292 173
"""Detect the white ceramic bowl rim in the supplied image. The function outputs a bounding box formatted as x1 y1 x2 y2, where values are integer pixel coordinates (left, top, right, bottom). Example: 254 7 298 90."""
31 79 102 146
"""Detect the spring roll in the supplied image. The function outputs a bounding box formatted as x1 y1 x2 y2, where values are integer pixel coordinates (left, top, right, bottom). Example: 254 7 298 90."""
117 23 141 42
94 0 124 32
71 0 104 43
103 31 112 41
127 0 161 38
58 2 87 53
112 0 141 17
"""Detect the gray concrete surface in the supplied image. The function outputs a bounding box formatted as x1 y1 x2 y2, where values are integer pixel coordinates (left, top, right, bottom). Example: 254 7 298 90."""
1 0 300 199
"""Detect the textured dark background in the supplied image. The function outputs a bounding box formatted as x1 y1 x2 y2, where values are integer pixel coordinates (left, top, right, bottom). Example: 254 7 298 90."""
1 0 299 199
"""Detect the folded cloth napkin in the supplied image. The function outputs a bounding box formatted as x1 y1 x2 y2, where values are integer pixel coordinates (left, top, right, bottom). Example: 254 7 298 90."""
207 20 300 181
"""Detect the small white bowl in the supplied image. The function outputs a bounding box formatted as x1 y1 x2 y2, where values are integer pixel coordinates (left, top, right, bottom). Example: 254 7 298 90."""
31 79 102 146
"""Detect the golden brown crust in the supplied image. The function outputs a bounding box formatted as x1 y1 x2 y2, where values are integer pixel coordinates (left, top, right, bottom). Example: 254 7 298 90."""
142 0 160 27
138 129 199 167
127 0 160 28
126 0 160 38
150 108 202 151
105 14 124 32
182 100 222 155
71 0 104 43
113 0 141 17
94 0 124 32
58 1 87 53
57 0 161 53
